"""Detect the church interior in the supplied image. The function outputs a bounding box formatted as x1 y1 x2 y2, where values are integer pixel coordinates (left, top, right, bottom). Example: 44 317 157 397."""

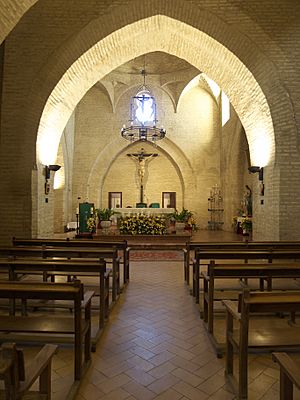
0 1 300 399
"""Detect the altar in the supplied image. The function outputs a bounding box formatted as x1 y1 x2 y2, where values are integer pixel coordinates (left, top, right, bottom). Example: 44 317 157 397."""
113 207 175 217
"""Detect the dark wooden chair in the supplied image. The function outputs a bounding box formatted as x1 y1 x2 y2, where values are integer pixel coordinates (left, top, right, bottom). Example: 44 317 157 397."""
0 342 57 399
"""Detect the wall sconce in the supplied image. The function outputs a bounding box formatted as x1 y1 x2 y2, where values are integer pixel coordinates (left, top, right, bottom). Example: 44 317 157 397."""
45 164 61 195
248 166 264 181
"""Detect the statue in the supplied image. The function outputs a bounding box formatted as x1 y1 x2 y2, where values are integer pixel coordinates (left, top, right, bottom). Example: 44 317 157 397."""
243 185 252 217
127 148 158 203
127 148 158 185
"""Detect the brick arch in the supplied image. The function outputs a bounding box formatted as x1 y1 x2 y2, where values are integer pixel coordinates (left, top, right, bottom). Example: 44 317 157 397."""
23 2 296 239
36 15 276 169
86 137 194 209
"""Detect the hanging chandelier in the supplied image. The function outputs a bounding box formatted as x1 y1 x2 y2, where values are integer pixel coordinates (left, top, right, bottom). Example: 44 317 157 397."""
121 63 166 142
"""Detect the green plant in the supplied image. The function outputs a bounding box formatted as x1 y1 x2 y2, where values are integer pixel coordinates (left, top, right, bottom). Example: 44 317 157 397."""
96 208 114 221
241 217 252 231
169 208 193 222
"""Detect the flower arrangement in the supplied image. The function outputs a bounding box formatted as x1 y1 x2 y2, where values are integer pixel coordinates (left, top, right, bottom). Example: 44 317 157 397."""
232 215 252 234
186 215 197 231
241 217 252 232
86 216 96 232
119 214 167 235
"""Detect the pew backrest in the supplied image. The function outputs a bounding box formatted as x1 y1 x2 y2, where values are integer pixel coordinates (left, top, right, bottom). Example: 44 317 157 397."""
0 342 57 400
272 352 300 400
224 289 300 399
0 280 93 381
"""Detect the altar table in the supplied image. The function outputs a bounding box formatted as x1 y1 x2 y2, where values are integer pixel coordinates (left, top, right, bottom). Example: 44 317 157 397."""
113 207 174 216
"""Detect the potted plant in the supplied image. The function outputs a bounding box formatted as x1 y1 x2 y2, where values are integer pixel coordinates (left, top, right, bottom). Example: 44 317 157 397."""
96 208 115 229
241 217 252 235
169 208 193 231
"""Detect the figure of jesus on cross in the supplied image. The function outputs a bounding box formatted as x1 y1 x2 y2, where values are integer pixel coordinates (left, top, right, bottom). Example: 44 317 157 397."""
127 148 158 203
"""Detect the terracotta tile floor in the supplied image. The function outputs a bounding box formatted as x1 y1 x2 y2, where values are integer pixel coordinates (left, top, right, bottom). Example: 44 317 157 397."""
7 255 299 399
69 260 300 400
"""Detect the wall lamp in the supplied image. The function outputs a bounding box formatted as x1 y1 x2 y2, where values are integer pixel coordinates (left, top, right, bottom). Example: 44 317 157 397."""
45 164 61 195
248 166 264 181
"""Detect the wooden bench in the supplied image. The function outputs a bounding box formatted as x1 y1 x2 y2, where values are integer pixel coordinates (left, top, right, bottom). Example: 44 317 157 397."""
0 280 93 382
193 248 300 304
12 237 130 286
0 258 109 342
0 246 120 303
223 289 300 399
0 342 57 400
202 260 300 356
185 241 300 286
272 352 300 400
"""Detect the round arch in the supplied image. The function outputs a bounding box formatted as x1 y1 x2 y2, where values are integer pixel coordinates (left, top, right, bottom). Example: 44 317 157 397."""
36 15 275 169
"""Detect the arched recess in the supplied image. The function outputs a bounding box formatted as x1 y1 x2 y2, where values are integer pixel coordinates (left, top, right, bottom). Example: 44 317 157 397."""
86 138 194 210
36 15 275 169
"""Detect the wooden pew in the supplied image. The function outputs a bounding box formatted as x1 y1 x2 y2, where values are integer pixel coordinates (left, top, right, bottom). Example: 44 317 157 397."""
185 241 300 286
185 241 247 285
272 352 300 400
0 246 120 303
223 289 300 399
0 258 109 342
202 260 300 356
0 280 93 382
0 342 57 400
193 248 300 304
12 237 130 286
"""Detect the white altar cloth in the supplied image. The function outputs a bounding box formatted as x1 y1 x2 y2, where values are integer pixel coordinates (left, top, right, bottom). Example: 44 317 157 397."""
113 208 174 217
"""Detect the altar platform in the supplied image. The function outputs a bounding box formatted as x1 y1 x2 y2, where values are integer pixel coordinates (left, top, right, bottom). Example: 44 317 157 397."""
93 230 191 245
58 229 242 244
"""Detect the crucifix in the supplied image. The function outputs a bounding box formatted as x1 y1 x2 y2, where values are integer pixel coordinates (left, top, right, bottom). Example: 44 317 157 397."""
127 148 158 203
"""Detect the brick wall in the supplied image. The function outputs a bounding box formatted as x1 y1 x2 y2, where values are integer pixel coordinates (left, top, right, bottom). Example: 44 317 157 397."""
70 80 220 229
0 0 299 241
0 0 37 45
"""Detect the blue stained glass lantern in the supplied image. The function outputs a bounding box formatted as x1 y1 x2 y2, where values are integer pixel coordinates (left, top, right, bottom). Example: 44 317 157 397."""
121 73 166 142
